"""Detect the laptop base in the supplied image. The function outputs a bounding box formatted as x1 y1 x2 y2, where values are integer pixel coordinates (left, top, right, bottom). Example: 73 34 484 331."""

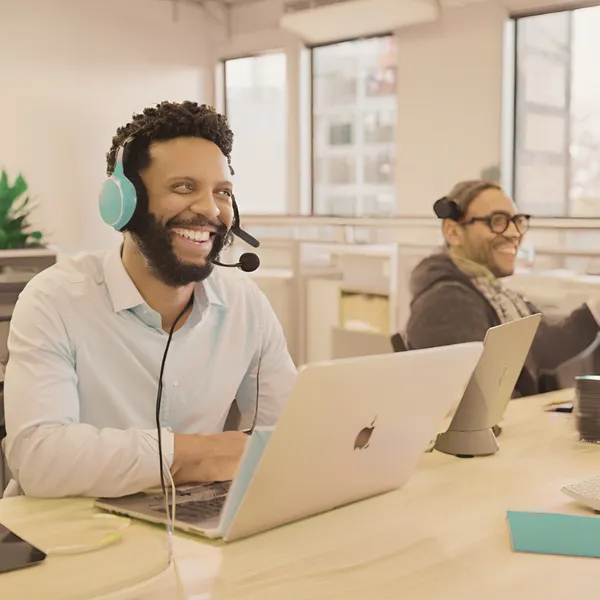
434 427 499 457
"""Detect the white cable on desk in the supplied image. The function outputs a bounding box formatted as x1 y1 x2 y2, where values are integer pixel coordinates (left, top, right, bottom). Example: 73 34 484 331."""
140 431 186 599
88 464 186 600
89 563 173 600
45 514 132 555
165 461 185 600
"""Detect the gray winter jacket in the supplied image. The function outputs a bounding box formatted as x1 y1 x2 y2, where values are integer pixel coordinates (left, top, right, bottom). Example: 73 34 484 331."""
406 253 599 397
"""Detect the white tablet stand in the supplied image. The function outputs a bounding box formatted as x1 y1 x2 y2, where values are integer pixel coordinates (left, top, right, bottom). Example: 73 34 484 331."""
434 378 500 458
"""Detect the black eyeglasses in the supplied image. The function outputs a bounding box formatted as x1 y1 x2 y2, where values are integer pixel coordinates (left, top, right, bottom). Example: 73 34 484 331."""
462 212 531 235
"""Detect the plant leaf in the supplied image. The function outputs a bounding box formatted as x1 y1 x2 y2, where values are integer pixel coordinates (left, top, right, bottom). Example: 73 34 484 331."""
11 174 28 200
6 232 29 249
5 215 27 233
11 195 30 218
0 173 27 221
0 172 43 249
0 229 9 250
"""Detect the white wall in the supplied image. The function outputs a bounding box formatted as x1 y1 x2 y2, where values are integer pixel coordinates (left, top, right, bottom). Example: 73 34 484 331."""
223 0 288 55
395 2 508 215
0 0 214 252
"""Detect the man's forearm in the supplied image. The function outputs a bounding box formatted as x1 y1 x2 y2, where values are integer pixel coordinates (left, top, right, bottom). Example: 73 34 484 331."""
532 305 600 371
7 423 174 498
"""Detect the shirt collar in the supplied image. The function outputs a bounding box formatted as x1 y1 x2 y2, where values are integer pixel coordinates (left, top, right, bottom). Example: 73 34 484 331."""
103 246 228 313
201 271 227 308
103 246 145 313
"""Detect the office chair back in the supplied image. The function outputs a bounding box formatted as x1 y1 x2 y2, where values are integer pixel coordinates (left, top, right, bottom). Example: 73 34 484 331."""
391 333 408 352
332 327 393 359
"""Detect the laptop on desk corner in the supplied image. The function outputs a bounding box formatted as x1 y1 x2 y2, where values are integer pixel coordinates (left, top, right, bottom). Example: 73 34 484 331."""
95 341 483 541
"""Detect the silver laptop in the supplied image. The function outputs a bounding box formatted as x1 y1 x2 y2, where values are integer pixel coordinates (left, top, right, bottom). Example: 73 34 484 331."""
96 342 483 541
434 313 542 457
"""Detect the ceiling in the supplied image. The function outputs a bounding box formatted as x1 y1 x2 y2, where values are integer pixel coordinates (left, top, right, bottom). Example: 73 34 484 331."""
166 0 257 5
173 0 600 14
501 0 599 13
440 0 599 12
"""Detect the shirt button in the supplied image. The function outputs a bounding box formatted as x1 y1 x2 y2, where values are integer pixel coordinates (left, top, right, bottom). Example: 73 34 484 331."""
173 380 179 387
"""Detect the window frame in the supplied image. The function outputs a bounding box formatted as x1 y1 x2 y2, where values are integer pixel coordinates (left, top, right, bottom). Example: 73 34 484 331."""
308 32 396 216
510 5 600 217
221 50 289 214
221 49 285 119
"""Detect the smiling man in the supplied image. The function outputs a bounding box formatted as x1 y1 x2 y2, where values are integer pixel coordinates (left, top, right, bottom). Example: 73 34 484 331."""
406 180 600 397
3 101 297 498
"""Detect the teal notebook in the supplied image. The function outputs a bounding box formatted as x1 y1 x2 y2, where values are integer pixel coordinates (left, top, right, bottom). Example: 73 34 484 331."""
219 427 273 535
507 510 600 558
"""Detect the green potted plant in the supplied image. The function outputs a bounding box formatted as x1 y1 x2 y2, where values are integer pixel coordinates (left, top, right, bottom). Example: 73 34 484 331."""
0 170 44 249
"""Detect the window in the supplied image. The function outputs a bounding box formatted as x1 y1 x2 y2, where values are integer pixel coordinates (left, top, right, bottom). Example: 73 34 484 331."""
514 6 600 216
328 122 353 145
364 110 395 144
364 151 394 184
329 156 356 184
224 53 287 213
312 36 397 217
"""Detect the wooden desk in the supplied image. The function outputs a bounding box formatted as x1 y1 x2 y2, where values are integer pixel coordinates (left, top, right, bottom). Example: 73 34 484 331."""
1 390 600 599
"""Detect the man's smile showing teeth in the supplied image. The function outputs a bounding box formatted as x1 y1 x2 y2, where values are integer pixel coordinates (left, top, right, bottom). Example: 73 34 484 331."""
172 228 212 243
495 245 517 256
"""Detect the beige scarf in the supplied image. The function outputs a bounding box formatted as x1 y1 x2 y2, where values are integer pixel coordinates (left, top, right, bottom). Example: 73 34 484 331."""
450 249 532 324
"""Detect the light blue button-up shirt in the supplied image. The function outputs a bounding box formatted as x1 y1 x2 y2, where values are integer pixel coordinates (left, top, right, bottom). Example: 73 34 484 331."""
3 247 296 498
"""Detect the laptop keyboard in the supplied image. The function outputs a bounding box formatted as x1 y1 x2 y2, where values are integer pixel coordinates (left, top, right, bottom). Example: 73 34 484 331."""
149 481 231 501
151 482 230 523
179 496 226 522
153 495 227 523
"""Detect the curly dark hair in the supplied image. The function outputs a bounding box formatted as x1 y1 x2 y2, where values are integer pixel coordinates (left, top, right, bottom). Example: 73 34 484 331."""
105 101 234 231
106 100 234 176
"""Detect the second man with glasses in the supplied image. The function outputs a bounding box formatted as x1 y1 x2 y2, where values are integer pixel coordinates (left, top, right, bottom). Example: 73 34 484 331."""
404 180 600 397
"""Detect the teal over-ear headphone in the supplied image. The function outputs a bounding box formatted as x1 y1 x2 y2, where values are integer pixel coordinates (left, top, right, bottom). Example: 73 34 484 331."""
99 138 138 231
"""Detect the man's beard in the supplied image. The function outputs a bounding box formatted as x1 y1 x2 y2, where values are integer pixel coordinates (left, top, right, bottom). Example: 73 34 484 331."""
462 236 512 279
129 211 230 287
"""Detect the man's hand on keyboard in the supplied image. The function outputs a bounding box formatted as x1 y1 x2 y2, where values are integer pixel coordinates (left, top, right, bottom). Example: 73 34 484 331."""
171 431 248 484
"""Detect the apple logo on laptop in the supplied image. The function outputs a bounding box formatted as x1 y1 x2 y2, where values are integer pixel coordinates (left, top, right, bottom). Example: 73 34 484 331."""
354 417 377 451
